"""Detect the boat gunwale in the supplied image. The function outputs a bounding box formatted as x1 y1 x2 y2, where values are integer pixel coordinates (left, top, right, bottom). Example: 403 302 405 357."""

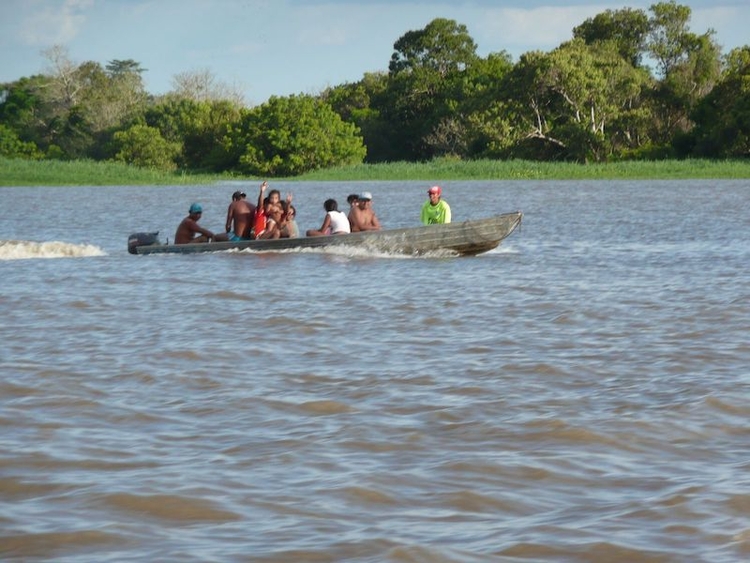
132 211 523 256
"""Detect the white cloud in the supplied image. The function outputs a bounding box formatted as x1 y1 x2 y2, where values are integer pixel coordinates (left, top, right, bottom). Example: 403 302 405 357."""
296 22 350 48
19 0 94 46
288 4 377 48
2 0 748 105
474 6 603 57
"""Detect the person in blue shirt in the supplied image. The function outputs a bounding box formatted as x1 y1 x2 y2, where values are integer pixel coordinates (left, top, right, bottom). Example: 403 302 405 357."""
421 186 451 225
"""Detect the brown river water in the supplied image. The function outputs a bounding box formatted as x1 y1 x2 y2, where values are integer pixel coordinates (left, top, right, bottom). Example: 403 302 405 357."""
1 180 749 562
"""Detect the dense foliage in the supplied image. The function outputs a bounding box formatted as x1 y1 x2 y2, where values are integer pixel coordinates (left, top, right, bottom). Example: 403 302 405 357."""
1 2 748 175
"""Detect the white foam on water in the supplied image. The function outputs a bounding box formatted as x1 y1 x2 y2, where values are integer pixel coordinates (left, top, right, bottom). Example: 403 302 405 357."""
0 240 107 260
232 244 458 259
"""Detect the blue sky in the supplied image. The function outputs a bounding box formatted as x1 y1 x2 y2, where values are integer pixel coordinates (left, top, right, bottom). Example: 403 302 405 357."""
1 0 748 106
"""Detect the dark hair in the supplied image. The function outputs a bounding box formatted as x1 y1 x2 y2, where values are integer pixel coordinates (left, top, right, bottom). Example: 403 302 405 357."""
324 199 338 212
347 194 358 204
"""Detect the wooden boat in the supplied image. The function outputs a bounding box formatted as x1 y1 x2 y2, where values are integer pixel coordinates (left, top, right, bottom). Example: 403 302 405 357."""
128 211 522 257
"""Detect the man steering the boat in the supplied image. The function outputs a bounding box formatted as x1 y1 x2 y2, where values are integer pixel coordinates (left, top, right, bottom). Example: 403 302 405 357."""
174 203 229 244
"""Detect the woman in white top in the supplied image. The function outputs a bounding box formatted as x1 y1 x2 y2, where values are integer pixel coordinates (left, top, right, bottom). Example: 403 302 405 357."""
306 199 351 236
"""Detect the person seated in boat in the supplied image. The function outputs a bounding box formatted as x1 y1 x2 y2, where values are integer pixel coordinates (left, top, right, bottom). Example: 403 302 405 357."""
348 191 381 232
347 193 359 211
257 188 292 240
174 203 229 244
250 181 268 239
259 196 281 239
251 181 281 239
307 199 351 236
421 185 451 225
225 190 256 240
279 201 299 238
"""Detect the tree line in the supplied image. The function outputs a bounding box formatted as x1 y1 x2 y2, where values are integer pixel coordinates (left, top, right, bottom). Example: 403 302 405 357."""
1 1 748 176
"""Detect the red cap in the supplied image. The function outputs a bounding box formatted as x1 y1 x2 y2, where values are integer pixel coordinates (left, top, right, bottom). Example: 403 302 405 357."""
428 186 441 195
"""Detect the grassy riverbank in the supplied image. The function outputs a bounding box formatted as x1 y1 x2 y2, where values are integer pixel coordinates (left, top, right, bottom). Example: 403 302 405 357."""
2 156 749 186
0 157 224 186
297 158 750 181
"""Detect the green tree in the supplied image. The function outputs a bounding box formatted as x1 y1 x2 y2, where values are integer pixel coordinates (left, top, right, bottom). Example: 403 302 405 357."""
39 59 148 160
5 47 150 160
457 51 517 158
110 124 181 170
321 72 393 163
189 99 244 171
501 50 559 159
229 94 366 176
647 0 694 78
501 39 649 162
0 75 54 152
646 1 722 144
553 39 650 160
141 97 242 170
415 51 517 159
389 17 478 76
106 59 147 75
99 59 148 124
690 46 750 157
379 18 480 161
573 7 650 67
0 123 43 158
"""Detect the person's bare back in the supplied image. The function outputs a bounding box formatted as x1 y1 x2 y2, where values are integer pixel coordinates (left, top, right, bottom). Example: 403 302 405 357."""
227 199 255 238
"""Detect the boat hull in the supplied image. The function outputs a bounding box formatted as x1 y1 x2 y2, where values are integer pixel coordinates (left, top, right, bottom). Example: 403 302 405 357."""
129 211 523 257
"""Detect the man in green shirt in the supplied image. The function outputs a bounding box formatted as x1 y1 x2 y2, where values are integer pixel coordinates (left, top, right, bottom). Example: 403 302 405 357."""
421 185 451 225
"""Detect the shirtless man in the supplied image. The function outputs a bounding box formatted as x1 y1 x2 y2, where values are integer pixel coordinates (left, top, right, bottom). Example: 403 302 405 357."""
174 203 229 244
225 190 255 240
348 191 381 232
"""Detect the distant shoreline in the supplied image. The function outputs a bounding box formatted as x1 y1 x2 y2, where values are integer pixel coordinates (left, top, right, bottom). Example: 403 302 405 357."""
2 156 749 186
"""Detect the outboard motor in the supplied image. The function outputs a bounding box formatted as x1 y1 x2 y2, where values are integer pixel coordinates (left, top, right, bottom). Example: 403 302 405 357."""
128 231 162 254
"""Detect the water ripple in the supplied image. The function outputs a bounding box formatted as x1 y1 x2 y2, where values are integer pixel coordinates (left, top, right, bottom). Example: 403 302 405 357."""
1 181 749 562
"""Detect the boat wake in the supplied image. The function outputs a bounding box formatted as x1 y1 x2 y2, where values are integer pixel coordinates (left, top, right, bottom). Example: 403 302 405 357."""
229 245 459 259
0 240 107 260
486 243 520 255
